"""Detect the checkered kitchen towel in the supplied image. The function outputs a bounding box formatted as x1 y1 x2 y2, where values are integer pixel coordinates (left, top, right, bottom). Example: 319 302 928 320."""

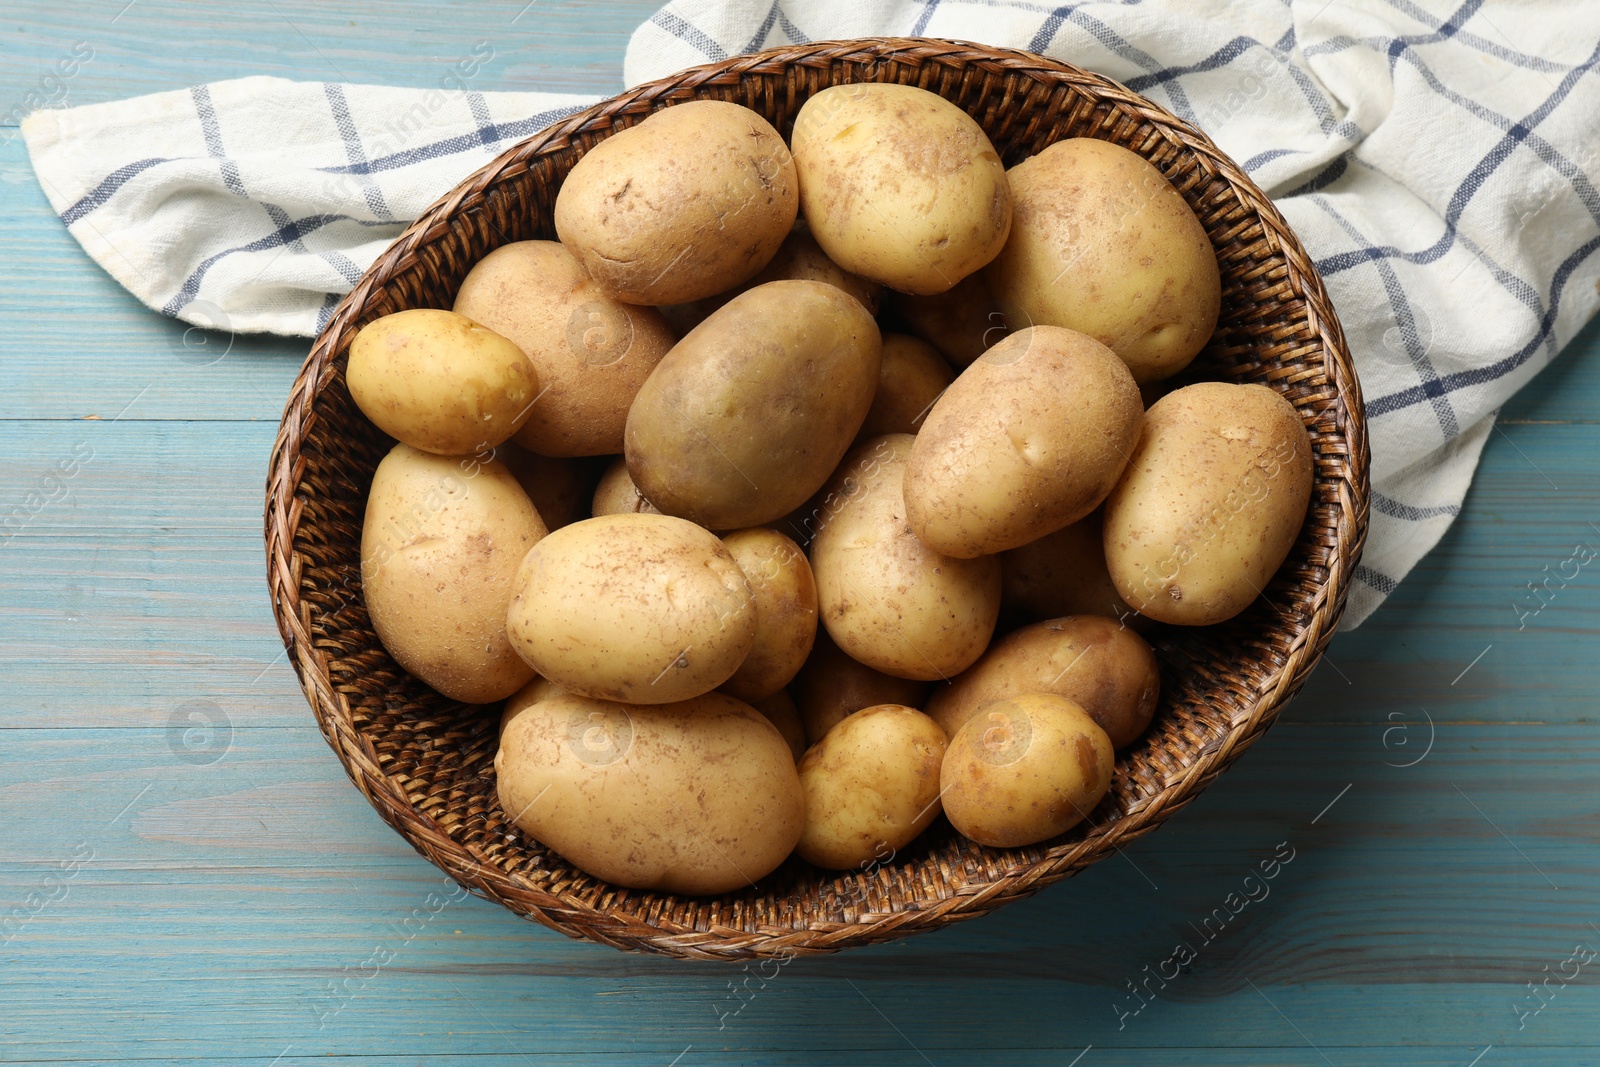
21 1 1600 628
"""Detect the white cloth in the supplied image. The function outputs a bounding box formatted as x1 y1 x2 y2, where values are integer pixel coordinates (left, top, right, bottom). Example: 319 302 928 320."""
22 2 1600 628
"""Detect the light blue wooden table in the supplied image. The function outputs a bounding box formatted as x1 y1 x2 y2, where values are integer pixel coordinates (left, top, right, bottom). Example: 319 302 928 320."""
4 3 1599 1064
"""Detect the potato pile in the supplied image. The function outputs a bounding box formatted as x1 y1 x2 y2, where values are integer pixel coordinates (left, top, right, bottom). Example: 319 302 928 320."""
348 86 1313 896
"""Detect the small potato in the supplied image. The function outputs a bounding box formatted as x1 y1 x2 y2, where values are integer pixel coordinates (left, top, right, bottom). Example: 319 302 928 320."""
505 514 756 704
719 528 818 702
887 271 1007 367
659 221 882 335
988 138 1221 383
904 326 1142 558
625 280 881 529
553 100 798 305
940 694 1114 848
796 704 947 869
498 445 604 530
590 456 659 517
453 241 675 456
1001 510 1143 628
792 83 1011 295
362 444 546 703
790 629 931 746
1103 382 1313 626
751 689 807 762
496 689 803 894
348 309 538 456
857 334 954 440
925 616 1159 749
811 435 1000 681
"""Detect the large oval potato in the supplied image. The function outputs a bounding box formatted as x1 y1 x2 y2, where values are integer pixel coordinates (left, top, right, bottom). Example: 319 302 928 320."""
553 100 798 305
790 629 931 746
719 528 818 703
659 221 882 335
792 83 1011 295
796 704 947 869
904 326 1142 558
1103 382 1313 626
590 456 659 517
940 694 1114 848
348 309 538 456
625 280 881 529
496 689 803 894
858 333 954 440
453 241 674 457
988 138 1221 384
811 435 1001 681
505 513 756 703
925 615 1159 749
362 444 546 703
498 446 604 530
1001 510 1142 627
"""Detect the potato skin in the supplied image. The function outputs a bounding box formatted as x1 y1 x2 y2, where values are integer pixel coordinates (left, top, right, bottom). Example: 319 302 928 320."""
796 704 947 869
925 616 1159 749
940 694 1114 848
988 138 1221 384
904 326 1142 558
362 444 546 703
553 100 798 305
348 309 538 456
887 270 1007 368
1000 510 1143 628
495 689 803 894
719 528 819 702
498 446 604 531
792 83 1011 295
453 241 674 457
811 435 1001 681
625 280 882 529
790 629 931 746
659 221 882 335
1103 382 1313 626
590 456 659 517
857 333 954 440
505 514 756 704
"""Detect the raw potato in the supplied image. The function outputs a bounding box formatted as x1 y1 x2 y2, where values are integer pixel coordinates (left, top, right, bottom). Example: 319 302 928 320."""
496 689 803 894
625 280 881 529
887 270 1007 367
348 309 538 456
751 689 807 762
453 241 675 456
499 445 604 530
940 694 1114 848
719 528 819 702
858 333 954 439
810 435 1001 681
362 444 546 703
591 456 659 517
505 513 756 703
1103 382 1313 626
790 629 931 745
1001 510 1142 627
553 100 798 305
500 675 566 738
796 704 947 869
792 83 1011 295
904 326 1142 558
925 615 1159 749
988 138 1221 383
659 221 882 335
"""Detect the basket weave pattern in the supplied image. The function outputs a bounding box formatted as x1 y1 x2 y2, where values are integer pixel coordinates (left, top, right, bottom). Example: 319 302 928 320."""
265 38 1369 960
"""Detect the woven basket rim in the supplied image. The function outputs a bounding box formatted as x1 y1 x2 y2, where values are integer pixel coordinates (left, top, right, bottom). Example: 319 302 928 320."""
265 36 1369 960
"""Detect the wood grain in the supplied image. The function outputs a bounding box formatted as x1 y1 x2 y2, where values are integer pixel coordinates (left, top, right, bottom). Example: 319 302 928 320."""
3 0 1600 1061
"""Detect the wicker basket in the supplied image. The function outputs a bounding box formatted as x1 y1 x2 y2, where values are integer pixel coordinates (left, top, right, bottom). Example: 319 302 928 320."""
265 37 1368 960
